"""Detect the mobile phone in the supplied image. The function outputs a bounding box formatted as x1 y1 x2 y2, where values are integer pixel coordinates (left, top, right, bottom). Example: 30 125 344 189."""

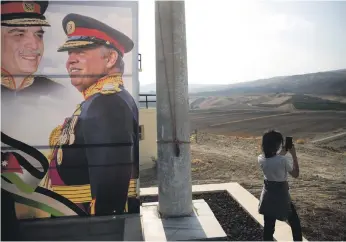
285 136 293 150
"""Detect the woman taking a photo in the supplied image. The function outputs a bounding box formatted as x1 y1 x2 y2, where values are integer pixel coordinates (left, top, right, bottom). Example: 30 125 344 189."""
258 130 302 241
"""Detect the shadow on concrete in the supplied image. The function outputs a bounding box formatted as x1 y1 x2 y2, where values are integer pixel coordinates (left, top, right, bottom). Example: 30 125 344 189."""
160 212 208 241
19 214 143 241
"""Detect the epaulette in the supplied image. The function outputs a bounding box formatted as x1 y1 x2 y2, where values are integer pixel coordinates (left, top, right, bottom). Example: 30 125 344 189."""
83 74 124 99
100 82 122 95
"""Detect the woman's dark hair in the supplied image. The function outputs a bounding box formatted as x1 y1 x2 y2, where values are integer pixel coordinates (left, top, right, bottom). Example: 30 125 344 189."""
262 129 284 158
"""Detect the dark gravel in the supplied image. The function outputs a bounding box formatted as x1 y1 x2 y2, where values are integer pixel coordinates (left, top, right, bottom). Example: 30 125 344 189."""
141 191 264 241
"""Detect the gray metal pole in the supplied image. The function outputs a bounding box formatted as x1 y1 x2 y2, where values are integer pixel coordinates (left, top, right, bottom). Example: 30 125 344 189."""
155 0 193 217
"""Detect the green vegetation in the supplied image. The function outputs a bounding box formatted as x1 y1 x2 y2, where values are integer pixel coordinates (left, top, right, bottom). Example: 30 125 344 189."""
292 95 346 111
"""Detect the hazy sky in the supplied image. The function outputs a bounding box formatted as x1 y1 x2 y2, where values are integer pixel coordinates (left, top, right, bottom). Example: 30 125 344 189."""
139 0 346 86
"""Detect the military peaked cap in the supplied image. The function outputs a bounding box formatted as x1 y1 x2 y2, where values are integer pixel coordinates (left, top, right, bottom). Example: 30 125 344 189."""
57 13 134 56
1 1 50 27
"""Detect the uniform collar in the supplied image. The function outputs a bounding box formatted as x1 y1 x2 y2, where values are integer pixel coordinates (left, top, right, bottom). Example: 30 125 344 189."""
1 68 34 90
82 73 124 100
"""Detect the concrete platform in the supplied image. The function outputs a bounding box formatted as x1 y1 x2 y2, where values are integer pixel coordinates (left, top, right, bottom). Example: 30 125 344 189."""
141 182 308 242
141 199 227 241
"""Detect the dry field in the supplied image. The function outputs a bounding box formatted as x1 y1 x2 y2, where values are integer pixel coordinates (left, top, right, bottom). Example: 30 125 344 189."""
189 109 346 147
140 132 346 241
190 93 346 111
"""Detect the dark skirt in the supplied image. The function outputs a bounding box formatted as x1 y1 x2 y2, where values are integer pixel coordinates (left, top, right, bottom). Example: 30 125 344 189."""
258 180 292 221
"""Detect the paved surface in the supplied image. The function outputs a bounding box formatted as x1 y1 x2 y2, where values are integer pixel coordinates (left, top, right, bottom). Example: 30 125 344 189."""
141 200 226 241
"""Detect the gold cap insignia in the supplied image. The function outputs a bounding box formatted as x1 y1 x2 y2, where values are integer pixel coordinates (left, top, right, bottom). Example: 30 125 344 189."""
106 41 110 45
23 2 35 12
66 21 76 35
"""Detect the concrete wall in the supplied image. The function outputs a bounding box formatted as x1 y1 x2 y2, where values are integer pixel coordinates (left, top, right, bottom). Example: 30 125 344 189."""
19 214 142 241
139 108 157 169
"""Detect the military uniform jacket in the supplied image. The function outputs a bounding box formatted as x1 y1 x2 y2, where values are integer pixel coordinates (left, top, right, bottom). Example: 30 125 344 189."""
1 71 91 219
1 72 66 153
1 71 64 193
47 74 139 216
1 74 65 102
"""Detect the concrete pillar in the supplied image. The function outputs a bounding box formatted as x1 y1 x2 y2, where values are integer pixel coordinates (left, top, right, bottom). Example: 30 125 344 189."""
155 0 193 217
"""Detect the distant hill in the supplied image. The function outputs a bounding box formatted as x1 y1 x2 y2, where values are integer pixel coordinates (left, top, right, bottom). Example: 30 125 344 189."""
140 83 226 94
139 68 346 110
190 69 346 96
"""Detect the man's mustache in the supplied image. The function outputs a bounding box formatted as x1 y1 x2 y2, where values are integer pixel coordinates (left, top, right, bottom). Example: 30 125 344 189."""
19 49 42 56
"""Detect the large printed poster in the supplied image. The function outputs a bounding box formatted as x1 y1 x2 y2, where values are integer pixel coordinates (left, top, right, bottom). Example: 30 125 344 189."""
1 1 139 220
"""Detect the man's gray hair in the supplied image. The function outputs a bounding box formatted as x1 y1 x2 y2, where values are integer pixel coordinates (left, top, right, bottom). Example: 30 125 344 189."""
100 46 124 74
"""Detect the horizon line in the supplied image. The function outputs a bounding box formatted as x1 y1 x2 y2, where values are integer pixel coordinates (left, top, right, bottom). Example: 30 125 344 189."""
140 68 346 86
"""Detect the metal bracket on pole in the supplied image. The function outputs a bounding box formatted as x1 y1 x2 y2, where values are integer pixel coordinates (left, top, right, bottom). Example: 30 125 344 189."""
138 53 142 72
157 139 191 157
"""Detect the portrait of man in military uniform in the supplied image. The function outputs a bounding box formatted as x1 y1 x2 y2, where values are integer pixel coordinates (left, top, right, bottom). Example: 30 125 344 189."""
1 1 64 99
45 13 139 216
1 1 67 239
1 1 68 160
1 0 93 229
